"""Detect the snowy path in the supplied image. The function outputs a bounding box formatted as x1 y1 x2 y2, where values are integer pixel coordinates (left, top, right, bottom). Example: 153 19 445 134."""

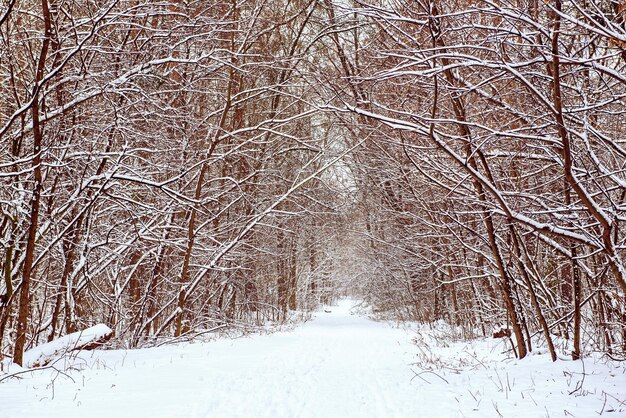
2 300 450 417
3 299 626 417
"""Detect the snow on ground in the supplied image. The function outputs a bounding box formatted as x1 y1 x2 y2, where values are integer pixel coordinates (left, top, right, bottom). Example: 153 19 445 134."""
1 299 625 418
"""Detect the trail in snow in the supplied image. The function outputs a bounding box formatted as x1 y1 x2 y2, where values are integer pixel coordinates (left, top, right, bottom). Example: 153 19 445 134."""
2 300 625 418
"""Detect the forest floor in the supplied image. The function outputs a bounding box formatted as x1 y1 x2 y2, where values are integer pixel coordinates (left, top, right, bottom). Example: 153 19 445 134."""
1 299 625 418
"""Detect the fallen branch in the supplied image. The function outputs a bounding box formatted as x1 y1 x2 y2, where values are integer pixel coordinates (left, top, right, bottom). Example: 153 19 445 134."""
21 324 113 368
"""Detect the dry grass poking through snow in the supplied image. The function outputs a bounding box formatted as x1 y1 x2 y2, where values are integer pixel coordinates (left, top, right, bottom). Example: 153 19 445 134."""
407 321 626 417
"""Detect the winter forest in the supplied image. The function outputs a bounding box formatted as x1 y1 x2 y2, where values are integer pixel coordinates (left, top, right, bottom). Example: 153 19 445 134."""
1 0 626 416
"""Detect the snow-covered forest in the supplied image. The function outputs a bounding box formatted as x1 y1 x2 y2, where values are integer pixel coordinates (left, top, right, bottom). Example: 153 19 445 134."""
1 0 626 416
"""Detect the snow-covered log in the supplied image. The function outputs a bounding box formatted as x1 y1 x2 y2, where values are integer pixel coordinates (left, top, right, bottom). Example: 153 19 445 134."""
21 324 113 368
